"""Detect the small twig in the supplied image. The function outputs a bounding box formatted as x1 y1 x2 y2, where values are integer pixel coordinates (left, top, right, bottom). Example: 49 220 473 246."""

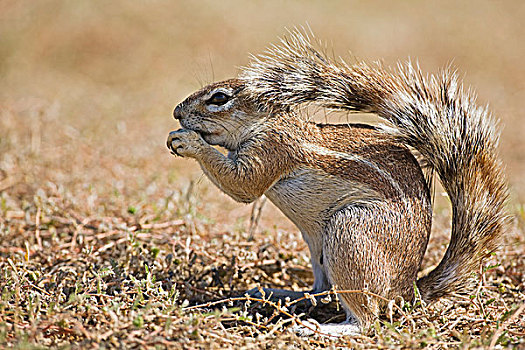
94 237 127 254
200 329 235 343
139 219 185 230
35 206 42 250
248 196 267 239
238 259 279 269
475 263 487 318
184 284 222 299
93 230 121 240
489 302 525 349
25 281 52 296
70 217 91 252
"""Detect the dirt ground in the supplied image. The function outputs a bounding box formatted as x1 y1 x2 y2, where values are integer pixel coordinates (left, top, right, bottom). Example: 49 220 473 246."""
1 1 524 348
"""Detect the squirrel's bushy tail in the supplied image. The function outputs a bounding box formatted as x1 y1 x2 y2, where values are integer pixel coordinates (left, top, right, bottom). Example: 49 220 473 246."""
241 32 509 301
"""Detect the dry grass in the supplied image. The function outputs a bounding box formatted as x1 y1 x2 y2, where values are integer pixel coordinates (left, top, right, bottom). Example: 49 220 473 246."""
1 1 524 348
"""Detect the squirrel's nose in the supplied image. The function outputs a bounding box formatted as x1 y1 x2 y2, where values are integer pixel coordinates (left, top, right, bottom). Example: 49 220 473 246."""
173 105 183 120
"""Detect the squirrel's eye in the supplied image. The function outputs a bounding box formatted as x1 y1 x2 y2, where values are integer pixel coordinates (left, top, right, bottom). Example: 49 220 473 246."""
206 92 230 106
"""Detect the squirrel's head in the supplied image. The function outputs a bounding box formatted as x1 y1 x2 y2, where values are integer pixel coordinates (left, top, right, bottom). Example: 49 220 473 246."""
173 79 268 150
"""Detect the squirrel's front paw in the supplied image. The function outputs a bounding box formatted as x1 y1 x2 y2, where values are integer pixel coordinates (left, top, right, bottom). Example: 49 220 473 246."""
167 129 206 158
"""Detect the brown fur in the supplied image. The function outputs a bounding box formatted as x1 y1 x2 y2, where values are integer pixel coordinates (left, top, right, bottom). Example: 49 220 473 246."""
167 32 509 333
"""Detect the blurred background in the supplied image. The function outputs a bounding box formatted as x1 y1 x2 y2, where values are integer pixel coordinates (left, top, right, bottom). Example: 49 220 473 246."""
1 0 524 223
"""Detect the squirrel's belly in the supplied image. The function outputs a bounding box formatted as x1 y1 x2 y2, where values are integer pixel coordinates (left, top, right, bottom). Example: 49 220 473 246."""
264 166 380 236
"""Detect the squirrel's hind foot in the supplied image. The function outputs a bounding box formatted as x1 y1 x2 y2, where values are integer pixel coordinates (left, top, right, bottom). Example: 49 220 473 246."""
292 318 361 338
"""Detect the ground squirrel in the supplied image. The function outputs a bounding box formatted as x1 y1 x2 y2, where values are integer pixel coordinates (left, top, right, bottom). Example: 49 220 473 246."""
167 32 508 336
